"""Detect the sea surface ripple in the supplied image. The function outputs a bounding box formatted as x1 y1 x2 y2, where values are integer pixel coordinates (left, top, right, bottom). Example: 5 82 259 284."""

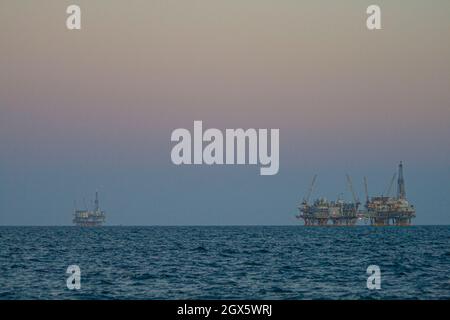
0 226 449 299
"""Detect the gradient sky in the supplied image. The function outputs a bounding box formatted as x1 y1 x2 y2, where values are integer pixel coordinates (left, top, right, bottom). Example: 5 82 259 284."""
1 0 449 225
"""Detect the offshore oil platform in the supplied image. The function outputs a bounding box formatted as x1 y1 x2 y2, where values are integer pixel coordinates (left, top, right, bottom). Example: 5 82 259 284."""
296 162 415 226
297 174 361 226
73 191 106 227
364 162 415 226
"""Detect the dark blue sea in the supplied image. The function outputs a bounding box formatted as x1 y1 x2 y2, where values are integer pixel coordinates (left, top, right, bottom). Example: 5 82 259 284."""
0 226 449 299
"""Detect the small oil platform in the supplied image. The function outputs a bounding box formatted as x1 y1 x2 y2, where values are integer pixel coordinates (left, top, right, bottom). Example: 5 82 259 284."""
73 191 106 227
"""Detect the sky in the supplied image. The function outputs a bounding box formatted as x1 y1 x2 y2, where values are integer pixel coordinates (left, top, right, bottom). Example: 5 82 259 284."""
1 0 449 225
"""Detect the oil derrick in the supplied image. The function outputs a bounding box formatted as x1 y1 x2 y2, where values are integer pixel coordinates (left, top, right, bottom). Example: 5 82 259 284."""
397 161 406 199
94 191 100 212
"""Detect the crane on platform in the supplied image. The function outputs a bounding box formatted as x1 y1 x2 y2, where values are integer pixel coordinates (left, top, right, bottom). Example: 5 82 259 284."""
346 174 360 205
385 173 397 197
303 174 317 204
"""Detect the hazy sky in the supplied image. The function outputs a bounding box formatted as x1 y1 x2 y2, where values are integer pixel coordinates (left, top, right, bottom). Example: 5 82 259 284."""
1 1 449 225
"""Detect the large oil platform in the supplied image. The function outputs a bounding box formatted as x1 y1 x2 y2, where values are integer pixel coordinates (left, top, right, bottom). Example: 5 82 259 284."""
364 162 415 226
73 191 106 227
296 162 415 226
296 174 361 226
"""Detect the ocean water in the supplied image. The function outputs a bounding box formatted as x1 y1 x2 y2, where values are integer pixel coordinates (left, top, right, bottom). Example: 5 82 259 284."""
0 226 449 300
